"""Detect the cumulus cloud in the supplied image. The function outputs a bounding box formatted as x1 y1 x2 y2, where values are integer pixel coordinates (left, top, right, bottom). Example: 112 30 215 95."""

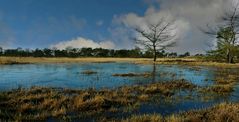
111 0 236 54
50 37 115 50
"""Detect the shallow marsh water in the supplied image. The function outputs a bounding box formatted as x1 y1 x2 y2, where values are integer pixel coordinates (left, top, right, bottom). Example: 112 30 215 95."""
0 63 214 90
0 62 238 119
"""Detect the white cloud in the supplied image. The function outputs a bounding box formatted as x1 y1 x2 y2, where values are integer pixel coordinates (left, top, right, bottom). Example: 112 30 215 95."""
110 0 236 54
51 37 115 50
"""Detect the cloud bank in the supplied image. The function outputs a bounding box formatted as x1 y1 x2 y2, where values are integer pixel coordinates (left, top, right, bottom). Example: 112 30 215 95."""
111 0 235 54
51 37 115 50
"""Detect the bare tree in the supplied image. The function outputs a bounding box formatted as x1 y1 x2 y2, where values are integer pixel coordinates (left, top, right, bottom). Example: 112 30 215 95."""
135 18 177 62
203 2 239 63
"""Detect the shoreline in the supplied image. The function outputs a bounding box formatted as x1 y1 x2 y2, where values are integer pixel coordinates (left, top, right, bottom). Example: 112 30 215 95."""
0 57 239 68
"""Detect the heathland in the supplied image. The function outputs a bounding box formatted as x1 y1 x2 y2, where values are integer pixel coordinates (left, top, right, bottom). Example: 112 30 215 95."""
0 57 239 121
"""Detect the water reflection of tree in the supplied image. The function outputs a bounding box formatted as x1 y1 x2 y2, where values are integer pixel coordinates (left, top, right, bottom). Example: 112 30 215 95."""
152 64 156 82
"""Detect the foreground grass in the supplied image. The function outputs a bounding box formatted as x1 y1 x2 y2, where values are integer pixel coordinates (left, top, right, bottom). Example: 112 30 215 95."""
1 79 237 121
0 80 196 121
123 102 239 122
198 68 239 97
0 72 238 121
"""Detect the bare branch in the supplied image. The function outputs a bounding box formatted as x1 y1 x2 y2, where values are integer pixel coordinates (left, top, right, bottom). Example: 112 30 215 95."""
134 16 177 61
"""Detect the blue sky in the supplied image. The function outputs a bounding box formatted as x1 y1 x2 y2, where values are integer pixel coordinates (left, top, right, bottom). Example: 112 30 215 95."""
0 0 231 54
0 0 150 49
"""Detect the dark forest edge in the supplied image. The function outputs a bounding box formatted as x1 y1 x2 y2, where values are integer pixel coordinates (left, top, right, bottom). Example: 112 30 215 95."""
0 47 238 63
0 47 192 58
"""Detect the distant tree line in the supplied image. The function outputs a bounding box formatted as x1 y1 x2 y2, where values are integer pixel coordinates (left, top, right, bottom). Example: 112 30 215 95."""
0 47 193 58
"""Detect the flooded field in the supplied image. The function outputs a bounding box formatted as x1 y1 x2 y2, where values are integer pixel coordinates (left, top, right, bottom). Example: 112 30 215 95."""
0 62 238 121
0 63 215 90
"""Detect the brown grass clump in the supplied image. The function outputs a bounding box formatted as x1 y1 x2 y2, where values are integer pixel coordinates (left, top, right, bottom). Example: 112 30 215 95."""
209 85 234 94
123 114 163 122
112 72 152 78
0 87 134 121
198 84 234 96
199 68 239 95
138 94 150 101
179 103 239 122
0 80 197 121
122 102 239 122
81 70 97 75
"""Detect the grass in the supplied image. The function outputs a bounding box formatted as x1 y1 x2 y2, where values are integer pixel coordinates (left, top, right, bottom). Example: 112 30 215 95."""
0 80 197 121
123 114 163 122
1 57 239 121
0 57 151 64
112 72 152 78
122 102 239 122
0 56 239 68
81 70 97 75
197 67 239 96
199 84 234 95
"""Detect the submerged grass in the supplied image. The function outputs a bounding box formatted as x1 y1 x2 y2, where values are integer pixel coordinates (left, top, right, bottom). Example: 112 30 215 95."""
1 57 239 121
123 102 239 122
0 80 196 121
198 68 239 96
81 70 98 75
112 72 152 78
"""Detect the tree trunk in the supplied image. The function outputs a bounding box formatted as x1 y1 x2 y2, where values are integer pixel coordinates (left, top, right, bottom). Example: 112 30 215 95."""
153 45 157 62
230 56 234 63
227 53 230 63
227 49 234 64
153 53 157 62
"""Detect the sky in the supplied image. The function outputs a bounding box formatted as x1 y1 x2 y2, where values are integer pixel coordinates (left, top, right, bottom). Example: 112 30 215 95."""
0 0 237 54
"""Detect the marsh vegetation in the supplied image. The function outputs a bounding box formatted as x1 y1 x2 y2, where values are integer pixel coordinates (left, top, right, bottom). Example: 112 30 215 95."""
1 0 239 121
0 61 238 121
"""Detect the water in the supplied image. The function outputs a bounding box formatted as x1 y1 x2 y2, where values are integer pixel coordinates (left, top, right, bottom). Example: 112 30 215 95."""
0 63 214 91
0 62 238 118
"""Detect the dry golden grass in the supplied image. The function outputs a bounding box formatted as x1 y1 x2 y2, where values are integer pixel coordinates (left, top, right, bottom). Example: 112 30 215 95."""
81 70 98 75
0 56 238 68
123 102 239 122
197 68 239 96
0 80 197 121
0 57 151 64
112 72 152 78
123 114 164 122
0 78 238 121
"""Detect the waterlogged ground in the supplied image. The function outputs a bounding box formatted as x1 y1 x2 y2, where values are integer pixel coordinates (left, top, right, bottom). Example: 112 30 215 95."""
0 62 239 121
0 63 215 90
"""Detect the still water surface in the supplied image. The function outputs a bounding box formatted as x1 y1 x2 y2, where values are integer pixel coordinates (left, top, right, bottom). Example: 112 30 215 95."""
0 63 238 117
0 63 214 90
